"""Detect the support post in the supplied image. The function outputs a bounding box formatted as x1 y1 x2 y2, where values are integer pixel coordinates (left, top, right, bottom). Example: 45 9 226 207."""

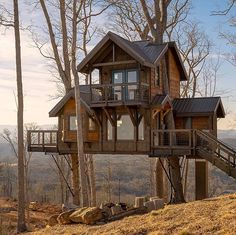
195 159 208 200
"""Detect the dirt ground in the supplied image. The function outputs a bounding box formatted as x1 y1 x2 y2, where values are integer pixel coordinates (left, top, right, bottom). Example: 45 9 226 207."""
1 194 236 235
0 197 61 235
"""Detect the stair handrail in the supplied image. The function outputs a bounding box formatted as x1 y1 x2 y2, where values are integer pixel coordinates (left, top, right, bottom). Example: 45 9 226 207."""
195 129 236 168
195 129 236 154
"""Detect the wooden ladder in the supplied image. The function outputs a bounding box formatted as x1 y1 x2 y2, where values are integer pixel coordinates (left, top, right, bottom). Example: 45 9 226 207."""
194 130 236 179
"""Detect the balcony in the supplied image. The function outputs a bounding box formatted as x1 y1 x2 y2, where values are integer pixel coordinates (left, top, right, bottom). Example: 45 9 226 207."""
151 129 194 156
90 83 149 107
27 130 58 153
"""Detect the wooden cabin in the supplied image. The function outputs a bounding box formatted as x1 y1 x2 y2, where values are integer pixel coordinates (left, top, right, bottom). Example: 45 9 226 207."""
28 32 236 200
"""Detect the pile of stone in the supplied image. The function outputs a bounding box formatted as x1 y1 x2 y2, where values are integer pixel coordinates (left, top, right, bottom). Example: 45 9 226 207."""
48 197 165 226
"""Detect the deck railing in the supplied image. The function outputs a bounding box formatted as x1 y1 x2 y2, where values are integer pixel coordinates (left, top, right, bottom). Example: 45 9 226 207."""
90 83 149 104
152 129 193 149
27 130 58 152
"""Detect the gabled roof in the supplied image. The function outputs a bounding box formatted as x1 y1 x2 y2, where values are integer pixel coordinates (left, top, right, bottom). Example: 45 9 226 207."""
77 31 187 81
151 94 172 109
49 86 92 117
173 97 225 118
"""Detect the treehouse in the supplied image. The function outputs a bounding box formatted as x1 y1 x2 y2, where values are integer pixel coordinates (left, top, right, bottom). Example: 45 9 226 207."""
27 32 236 200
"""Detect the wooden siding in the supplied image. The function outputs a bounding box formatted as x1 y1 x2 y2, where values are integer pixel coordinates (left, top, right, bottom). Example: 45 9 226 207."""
168 49 180 98
150 67 163 98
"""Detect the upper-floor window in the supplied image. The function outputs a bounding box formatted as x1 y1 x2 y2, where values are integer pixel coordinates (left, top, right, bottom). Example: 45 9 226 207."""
91 69 100 84
155 66 160 87
69 115 77 131
112 69 139 100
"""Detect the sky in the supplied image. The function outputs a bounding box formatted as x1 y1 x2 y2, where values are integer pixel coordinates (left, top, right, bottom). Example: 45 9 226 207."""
0 0 235 129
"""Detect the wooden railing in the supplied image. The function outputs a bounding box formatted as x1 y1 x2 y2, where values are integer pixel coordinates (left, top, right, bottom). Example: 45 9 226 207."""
90 83 149 104
152 129 193 149
27 130 58 152
195 130 236 169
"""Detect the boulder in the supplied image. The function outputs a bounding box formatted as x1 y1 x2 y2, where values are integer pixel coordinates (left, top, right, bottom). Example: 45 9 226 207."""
134 197 145 208
57 209 75 225
111 205 123 215
144 201 155 212
48 214 59 226
100 202 115 209
153 199 164 210
101 206 112 218
69 207 89 223
70 207 103 225
29 201 39 211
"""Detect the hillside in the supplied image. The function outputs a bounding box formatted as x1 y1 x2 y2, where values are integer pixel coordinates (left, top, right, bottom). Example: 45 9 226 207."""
28 194 236 235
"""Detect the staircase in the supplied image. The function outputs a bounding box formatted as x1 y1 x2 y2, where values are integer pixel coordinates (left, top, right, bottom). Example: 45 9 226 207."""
195 130 236 179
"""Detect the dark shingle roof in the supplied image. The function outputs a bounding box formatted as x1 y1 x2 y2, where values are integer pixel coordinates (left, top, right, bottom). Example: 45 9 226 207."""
49 86 92 117
77 32 187 81
173 97 225 118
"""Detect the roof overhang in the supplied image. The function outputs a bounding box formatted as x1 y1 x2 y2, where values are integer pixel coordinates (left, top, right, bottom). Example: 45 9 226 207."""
49 88 94 117
77 32 154 74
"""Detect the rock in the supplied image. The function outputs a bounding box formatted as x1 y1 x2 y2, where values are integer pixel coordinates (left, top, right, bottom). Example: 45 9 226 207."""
152 199 164 210
150 196 160 201
101 206 112 218
29 201 39 211
48 214 59 226
69 207 89 223
144 201 155 212
111 205 123 215
57 209 75 225
70 207 103 225
134 197 145 208
100 202 115 209
117 202 127 210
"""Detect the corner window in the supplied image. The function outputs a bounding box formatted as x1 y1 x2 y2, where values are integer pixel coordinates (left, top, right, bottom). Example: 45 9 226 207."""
69 115 77 131
88 117 96 131
117 114 134 140
155 66 160 86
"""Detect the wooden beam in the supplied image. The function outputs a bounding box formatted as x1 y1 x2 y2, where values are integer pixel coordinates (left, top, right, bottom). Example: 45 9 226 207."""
152 108 161 119
103 108 115 127
93 60 136 67
93 110 102 127
126 107 137 126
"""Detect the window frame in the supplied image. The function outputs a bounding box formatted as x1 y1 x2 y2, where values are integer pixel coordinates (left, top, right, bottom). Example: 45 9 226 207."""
68 114 77 131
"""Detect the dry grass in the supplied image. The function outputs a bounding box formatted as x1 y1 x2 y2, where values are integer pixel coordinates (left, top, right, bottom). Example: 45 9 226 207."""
26 194 236 235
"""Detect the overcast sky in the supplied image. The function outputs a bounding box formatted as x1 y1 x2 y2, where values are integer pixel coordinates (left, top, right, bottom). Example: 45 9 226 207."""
0 0 235 130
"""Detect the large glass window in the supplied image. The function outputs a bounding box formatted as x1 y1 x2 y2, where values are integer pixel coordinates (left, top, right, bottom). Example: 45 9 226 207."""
69 115 77 131
138 117 144 140
117 114 134 140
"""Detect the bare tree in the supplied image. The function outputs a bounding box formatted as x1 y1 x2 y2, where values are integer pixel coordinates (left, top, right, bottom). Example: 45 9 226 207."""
212 1 236 66
13 0 27 231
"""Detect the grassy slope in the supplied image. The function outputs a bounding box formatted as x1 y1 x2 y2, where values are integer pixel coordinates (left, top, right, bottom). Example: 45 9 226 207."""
28 194 236 235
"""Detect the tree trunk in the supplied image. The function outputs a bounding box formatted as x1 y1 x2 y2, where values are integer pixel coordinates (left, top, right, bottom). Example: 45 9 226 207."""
71 153 80 205
154 159 164 198
72 0 89 207
13 0 27 232
88 154 96 206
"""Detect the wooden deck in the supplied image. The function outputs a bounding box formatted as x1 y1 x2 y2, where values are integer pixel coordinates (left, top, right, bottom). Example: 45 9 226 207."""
27 129 236 179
